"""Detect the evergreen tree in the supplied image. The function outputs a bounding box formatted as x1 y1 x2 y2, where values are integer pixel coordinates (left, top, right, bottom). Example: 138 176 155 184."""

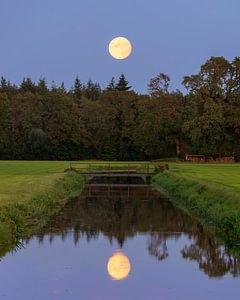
116 74 131 91
84 80 101 101
59 82 66 92
106 77 116 91
0 78 17 97
0 77 8 91
20 78 37 93
73 76 83 102
37 78 48 95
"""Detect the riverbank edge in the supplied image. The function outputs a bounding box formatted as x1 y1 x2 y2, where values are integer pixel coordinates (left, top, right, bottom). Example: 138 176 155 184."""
0 173 85 257
152 172 240 251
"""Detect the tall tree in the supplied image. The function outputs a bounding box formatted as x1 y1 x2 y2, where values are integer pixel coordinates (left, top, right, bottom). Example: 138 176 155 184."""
0 93 11 158
106 77 116 91
59 82 66 92
41 90 86 159
73 76 83 102
0 77 8 92
37 78 48 95
182 57 240 155
116 74 131 91
20 78 37 93
83 80 101 101
27 128 49 160
148 73 170 98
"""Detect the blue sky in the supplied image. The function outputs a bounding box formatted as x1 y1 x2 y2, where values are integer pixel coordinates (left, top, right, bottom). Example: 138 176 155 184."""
0 0 240 93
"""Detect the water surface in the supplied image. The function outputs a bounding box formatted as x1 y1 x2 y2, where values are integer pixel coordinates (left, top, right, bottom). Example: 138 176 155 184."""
0 177 239 299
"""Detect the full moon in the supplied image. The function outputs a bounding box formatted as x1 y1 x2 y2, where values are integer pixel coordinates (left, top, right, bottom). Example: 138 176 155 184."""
108 37 132 60
107 252 131 280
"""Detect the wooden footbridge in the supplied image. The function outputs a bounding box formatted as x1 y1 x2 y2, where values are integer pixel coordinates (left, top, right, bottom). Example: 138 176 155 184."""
69 162 168 182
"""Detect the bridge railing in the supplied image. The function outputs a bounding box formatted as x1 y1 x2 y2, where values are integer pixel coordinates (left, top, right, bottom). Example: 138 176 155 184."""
69 162 156 175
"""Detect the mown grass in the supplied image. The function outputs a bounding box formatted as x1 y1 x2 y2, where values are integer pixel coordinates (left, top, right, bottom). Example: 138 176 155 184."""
169 163 240 193
0 161 71 206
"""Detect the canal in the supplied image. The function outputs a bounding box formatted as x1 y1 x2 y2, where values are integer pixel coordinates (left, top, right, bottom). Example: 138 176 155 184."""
0 177 239 299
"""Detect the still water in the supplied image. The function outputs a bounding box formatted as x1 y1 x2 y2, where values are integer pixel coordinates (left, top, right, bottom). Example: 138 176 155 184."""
0 177 240 300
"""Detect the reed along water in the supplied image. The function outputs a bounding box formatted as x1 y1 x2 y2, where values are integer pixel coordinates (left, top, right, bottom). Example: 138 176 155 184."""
0 176 239 300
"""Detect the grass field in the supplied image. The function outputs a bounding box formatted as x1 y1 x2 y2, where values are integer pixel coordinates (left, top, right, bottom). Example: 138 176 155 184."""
0 161 70 206
170 163 240 193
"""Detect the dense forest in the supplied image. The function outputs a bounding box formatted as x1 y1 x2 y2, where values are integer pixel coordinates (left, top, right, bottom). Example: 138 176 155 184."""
0 56 240 161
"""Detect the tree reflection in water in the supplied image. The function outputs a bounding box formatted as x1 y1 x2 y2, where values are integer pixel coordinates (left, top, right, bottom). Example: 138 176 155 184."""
26 183 240 278
148 233 169 261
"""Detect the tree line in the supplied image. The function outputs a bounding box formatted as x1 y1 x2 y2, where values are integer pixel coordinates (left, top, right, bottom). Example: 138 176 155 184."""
0 56 240 161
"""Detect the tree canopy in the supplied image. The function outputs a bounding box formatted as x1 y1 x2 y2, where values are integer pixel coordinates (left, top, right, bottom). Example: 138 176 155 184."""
0 59 240 161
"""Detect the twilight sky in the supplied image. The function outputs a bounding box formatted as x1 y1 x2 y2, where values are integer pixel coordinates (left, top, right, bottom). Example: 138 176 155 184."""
0 0 240 93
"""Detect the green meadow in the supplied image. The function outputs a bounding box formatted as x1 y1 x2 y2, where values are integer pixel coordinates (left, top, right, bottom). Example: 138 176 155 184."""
0 161 69 206
169 163 240 193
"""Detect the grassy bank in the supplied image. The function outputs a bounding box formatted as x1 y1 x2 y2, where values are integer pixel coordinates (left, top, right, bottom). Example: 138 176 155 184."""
0 161 85 257
153 170 240 250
